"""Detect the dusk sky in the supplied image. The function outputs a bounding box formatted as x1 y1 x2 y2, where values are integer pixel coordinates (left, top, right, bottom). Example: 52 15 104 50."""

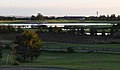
0 0 120 16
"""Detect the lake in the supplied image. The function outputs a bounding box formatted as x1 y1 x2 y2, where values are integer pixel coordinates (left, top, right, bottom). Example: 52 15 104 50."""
0 22 115 28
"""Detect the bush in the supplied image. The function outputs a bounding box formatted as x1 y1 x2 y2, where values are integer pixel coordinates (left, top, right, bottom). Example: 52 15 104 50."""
0 53 2 59
12 59 20 65
5 44 11 49
0 46 2 59
67 47 74 53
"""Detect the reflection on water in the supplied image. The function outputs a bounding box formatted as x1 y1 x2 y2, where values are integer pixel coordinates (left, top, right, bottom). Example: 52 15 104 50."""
0 23 114 27
86 33 110 36
43 23 113 27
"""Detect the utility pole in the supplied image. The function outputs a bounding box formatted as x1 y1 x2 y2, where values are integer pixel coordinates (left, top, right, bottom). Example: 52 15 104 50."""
96 11 98 17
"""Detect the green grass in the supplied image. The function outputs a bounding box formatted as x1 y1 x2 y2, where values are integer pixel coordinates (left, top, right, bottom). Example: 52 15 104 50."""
0 20 27 23
1 20 120 23
1 43 120 70
1 51 120 70
0 20 81 23
42 19 82 23
21 52 120 70
43 42 120 50
41 20 120 23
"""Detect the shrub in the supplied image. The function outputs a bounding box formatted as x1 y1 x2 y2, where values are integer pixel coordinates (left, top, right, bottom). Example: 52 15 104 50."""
67 47 74 53
5 44 11 49
0 46 2 59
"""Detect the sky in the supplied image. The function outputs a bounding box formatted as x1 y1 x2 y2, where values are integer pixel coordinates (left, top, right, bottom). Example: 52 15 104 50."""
0 0 120 16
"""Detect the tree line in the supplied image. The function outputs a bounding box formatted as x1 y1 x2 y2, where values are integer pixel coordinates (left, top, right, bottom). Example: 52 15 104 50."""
1 13 120 21
37 24 120 37
0 26 24 33
0 16 29 20
86 14 120 21
31 13 120 21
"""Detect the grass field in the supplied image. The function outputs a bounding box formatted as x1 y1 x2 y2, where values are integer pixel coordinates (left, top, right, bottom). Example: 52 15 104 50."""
1 20 120 23
1 43 120 70
0 20 27 23
0 20 85 23
43 42 120 51
42 19 82 23
5 52 120 70
1 51 120 70
23 51 120 70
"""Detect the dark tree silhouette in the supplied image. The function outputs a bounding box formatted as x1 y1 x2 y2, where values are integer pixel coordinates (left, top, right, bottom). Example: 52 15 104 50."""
110 24 119 36
37 25 48 33
0 26 15 33
48 26 53 33
117 15 120 21
36 13 44 20
90 27 97 36
52 26 62 33
99 15 106 20
31 15 36 20
80 27 85 36
110 14 116 21
102 30 106 36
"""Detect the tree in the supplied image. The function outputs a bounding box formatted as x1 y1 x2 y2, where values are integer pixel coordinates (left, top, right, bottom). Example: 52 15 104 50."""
67 47 74 53
80 27 85 36
31 15 36 20
106 15 110 21
17 26 23 33
110 25 119 36
102 30 106 36
0 26 15 33
48 26 53 33
117 15 120 20
90 27 97 36
99 15 106 20
13 31 43 62
37 25 48 33
36 13 44 20
110 14 116 21
52 26 62 33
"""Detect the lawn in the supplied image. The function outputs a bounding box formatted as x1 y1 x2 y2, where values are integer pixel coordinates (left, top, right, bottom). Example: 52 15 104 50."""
1 20 120 23
0 20 27 23
1 43 120 70
42 19 82 23
43 42 120 51
19 52 120 70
